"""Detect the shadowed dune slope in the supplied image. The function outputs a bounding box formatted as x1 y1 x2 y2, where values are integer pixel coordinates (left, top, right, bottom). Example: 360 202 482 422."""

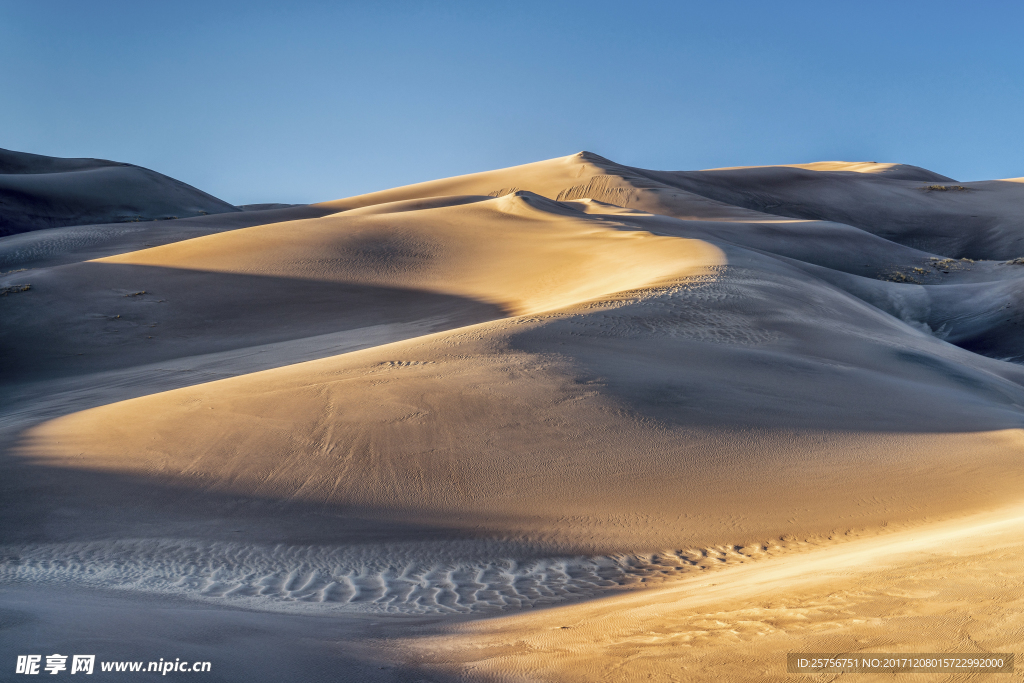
0 147 239 236
636 163 1024 259
0 204 338 271
2 192 715 386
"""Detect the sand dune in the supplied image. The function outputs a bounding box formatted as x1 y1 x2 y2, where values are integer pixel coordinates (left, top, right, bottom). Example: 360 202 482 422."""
0 147 239 237
719 160 956 181
0 204 338 272
316 151 786 223
4 151 1024 681
640 165 1024 259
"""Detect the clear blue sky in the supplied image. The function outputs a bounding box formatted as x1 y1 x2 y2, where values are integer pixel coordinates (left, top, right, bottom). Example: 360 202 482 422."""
2 1 1022 205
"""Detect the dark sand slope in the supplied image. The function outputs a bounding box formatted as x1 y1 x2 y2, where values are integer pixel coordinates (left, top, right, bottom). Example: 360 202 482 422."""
4 153 1024 681
0 204 339 271
0 147 239 237
637 163 1024 259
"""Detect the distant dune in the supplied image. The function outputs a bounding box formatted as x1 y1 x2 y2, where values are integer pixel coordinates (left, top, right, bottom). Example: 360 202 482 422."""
0 147 239 236
3 151 1024 681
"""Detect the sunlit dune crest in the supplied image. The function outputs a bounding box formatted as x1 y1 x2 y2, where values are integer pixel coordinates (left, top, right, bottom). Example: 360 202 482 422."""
706 160 956 181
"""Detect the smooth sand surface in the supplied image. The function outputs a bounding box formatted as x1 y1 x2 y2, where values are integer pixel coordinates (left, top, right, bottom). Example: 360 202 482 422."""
4 151 1024 680
0 148 239 237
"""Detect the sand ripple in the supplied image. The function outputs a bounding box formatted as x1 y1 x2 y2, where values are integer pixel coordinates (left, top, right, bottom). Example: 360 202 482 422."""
0 538 799 615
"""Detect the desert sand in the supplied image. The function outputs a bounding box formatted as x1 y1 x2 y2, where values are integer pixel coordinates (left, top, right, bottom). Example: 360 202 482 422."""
0 148 239 237
3 150 1024 681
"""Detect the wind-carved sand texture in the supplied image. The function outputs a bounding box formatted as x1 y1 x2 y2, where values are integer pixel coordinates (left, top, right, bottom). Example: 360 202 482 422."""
4 151 1024 681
